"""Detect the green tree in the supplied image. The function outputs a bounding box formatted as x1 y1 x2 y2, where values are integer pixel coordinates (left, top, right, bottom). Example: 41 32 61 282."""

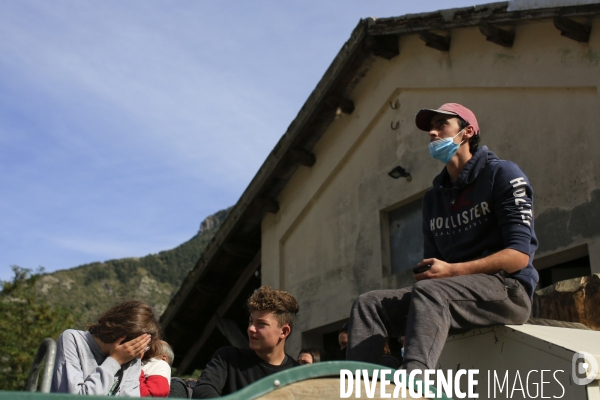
0 266 76 391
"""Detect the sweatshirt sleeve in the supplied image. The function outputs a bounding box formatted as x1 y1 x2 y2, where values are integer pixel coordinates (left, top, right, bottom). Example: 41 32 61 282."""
140 371 170 397
51 330 121 395
491 161 535 255
192 348 229 398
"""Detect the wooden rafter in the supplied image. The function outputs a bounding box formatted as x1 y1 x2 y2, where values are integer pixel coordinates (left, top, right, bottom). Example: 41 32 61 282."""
290 149 316 167
479 22 515 47
176 252 261 373
223 242 258 258
364 34 400 60
554 17 591 42
325 95 355 115
254 198 280 214
418 31 451 51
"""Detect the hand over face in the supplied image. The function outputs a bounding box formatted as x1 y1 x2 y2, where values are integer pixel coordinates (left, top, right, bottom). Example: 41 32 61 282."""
108 334 151 365
414 258 457 281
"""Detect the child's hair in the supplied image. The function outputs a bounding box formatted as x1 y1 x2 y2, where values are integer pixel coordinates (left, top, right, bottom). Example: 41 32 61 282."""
87 300 162 358
160 341 175 365
247 286 299 331
144 340 175 365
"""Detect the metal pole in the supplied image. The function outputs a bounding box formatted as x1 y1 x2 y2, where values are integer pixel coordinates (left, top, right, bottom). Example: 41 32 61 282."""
26 337 57 393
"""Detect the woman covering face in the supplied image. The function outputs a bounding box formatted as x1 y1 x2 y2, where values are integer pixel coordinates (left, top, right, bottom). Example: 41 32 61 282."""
51 300 161 396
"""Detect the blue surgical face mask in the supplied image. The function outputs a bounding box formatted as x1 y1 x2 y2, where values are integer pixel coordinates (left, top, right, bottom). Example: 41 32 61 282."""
428 128 466 164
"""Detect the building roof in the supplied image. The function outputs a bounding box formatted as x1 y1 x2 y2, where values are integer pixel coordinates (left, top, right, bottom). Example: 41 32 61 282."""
160 1 600 372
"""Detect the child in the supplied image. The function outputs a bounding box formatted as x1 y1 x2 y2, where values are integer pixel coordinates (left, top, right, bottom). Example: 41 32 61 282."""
140 340 174 397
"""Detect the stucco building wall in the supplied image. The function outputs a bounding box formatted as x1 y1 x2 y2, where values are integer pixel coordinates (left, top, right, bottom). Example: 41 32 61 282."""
261 18 600 354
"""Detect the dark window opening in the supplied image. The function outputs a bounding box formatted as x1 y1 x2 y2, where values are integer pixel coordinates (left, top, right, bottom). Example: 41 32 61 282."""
301 319 347 363
322 330 345 361
389 200 423 274
538 255 591 289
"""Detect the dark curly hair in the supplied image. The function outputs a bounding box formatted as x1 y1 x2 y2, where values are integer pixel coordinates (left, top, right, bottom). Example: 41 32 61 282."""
87 300 162 359
247 286 299 331
457 117 480 154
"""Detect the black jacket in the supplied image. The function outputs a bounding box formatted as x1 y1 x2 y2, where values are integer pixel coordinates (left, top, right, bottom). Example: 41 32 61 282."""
192 346 298 398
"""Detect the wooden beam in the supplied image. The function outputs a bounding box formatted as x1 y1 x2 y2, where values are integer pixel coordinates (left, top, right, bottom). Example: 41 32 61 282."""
168 321 200 336
254 198 280 214
364 34 400 60
176 252 261 373
215 316 248 349
175 313 217 374
554 17 590 42
418 31 451 52
290 149 316 167
479 22 515 47
324 95 355 115
223 242 258 258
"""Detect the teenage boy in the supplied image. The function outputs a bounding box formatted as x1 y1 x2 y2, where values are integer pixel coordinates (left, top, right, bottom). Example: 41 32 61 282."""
192 286 300 398
346 103 539 374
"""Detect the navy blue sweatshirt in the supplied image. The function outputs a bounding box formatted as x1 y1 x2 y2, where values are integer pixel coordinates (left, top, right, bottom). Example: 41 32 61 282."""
422 146 539 299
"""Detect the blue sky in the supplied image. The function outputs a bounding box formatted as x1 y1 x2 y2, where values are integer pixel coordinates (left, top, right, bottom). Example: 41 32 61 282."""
0 0 480 281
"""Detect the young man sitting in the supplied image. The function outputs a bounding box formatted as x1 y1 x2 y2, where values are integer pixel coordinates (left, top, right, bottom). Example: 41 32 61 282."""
192 286 300 398
346 103 538 374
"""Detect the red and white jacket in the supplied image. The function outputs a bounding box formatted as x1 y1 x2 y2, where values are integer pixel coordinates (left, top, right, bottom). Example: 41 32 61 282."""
139 358 171 397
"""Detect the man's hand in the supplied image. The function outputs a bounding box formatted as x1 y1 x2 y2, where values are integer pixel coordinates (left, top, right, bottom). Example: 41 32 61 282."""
414 258 457 281
107 334 151 365
415 249 530 281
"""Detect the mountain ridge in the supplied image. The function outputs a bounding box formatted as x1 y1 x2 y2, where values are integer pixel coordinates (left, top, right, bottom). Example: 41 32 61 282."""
35 207 231 329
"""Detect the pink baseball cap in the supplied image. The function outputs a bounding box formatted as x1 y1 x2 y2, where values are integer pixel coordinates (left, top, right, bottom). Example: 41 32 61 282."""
415 103 480 135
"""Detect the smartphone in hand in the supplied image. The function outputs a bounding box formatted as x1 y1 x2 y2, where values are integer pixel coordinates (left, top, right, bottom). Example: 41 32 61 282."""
413 264 432 274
